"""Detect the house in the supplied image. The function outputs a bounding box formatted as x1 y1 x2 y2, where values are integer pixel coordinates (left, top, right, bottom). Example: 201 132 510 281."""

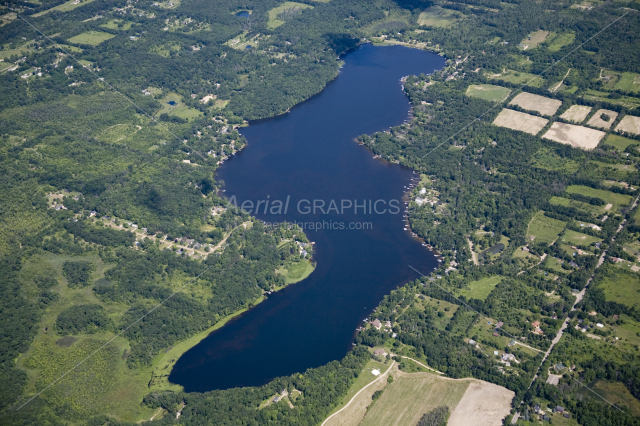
509 339 516 346
371 369 380 376
374 348 387 356
493 332 499 337
589 311 597 316
532 321 540 328
502 353 516 362
563 413 570 418
371 319 382 330
554 362 565 371
496 321 504 328
534 405 541 413
596 323 604 328
556 406 565 413
468 339 476 346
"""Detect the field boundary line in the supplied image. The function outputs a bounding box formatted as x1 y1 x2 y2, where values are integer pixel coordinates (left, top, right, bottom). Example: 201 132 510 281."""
401 356 444 374
321 360 395 426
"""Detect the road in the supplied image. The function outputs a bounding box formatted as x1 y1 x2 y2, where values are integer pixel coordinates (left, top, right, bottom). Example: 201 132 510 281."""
528 194 640 387
401 356 444 374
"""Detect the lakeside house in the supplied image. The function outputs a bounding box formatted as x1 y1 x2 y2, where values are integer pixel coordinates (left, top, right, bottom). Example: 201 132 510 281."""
371 319 382 330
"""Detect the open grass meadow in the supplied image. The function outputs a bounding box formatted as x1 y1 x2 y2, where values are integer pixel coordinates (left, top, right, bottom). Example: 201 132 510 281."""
590 381 640 416
33 0 96 16
276 258 315 284
598 270 640 309
101 19 133 31
531 148 580 174
565 185 632 211
267 2 314 29
157 92 203 121
562 229 602 247
605 134 640 152
458 276 502 301
465 84 511 103
490 70 545 88
360 372 470 426
546 32 576 52
417 6 464 27
526 211 566 245
549 196 607 217
519 30 550 49
68 31 115 46
613 72 640 94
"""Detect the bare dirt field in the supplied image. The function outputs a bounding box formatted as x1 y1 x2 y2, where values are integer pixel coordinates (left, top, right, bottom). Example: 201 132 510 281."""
543 122 605 150
560 105 592 123
508 92 562 116
615 115 640 135
587 109 619 130
448 381 515 426
493 108 548 135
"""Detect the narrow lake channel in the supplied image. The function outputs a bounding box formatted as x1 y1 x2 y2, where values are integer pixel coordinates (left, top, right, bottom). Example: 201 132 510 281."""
169 44 445 392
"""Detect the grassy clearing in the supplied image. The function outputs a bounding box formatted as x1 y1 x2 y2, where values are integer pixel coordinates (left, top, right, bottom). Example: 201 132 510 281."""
590 160 636 173
417 6 463 27
598 271 640 309
613 72 640 94
591 381 640 416
562 229 602 246
566 185 632 211
531 148 580 174
276 258 315 284
546 32 575 52
519 30 550 49
549 196 605 216
100 19 132 31
360 372 470 426
458 276 502 301
605 134 639 151
465 84 511 102
33 0 96 16
156 92 202 121
489 70 545 88
582 89 640 109
526 211 566 245
267 2 314 29
545 256 568 275
68 31 115 46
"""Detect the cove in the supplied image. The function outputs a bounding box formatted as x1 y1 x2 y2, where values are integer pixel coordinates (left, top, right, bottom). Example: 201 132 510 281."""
169 44 445 392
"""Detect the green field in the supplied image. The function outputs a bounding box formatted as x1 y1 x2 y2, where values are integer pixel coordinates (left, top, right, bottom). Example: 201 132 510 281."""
591 381 640 416
531 148 580 174
613 72 640 94
520 30 550 49
547 32 575 52
458 276 502 301
598 270 640 309
34 0 97 16
465 84 511 103
605 134 640 151
417 6 463 27
490 70 545 88
566 185 632 211
360 372 470 426
545 256 568 275
562 229 602 247
68 31 115 46
267 2 314 29
582 89 640 109
156 92 203 121
590 160 636 173
526 212 566 245
276 258 315 285
100 19 132 31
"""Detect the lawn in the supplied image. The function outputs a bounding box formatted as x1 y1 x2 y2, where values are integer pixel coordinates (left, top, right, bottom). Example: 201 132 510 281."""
562 229 602 247
545 256 568 275
156 92 203 121
417 6 464 27
458 276 502 301
565 185 632 211
276 258 315 285
546 32 575 52
613 72 640 94
68 31 115 46
490 70 545 88
526 211 566 245
100 19 132 31
519 30 550 49
604 134 639 151
33 0 96 16
465 84 511 103
267 2 314 29
598 270 640 309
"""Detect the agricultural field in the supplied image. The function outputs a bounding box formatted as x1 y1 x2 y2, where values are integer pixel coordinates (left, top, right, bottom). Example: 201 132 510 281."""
465 84 511 103
526 212 566 245
458 276 502 301
546 32 576 52
156 92 202 121
615 115 640 135
447 381 514 426
489 70 545 87
267 2 314 29
33 0 96 16
492 109 548 135
604 134 639 151
508 92 562 116
586 109 618 130
561 229 602 247
68 31 115 47
565 185 632 211
542 122 605 150
597 270 640 309
560 105 592 123
519 30 550 50
417 6 463 27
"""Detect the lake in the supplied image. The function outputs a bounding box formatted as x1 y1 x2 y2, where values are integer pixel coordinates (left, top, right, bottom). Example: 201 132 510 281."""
169 44 445 392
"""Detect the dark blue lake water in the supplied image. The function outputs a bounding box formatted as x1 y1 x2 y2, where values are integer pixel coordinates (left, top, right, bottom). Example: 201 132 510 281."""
169 44 445 392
